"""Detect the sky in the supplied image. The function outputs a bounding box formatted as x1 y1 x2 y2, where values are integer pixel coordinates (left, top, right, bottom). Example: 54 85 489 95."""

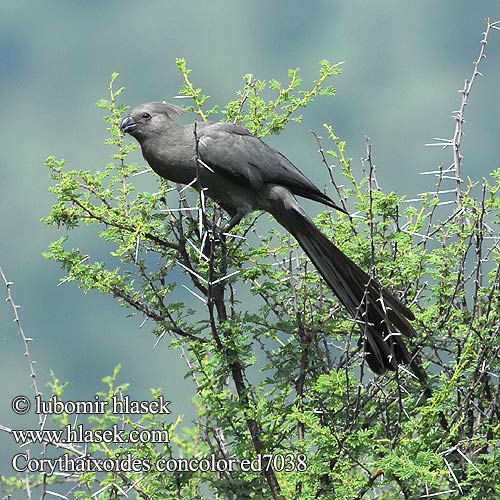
1 1 500 474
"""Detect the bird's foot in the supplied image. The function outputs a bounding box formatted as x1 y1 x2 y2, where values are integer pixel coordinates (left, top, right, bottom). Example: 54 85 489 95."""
200 222 227 257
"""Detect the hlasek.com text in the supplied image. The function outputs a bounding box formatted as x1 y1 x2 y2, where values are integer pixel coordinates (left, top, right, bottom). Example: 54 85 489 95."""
10 395 308 476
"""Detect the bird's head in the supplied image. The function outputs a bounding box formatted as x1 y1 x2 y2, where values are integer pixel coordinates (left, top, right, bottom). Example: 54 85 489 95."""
120 102 185 141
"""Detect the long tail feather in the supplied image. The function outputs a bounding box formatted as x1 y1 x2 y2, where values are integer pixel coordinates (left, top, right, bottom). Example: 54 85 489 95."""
274 204 416 374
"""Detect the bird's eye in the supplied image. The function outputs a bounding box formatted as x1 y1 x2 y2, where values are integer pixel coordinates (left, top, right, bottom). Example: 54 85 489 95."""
142 112 151 120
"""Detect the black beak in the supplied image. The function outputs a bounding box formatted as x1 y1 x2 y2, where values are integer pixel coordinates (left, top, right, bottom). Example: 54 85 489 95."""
120 115 137 134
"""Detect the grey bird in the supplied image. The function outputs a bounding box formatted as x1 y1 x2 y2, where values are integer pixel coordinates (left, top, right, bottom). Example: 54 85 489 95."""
120 102 416 374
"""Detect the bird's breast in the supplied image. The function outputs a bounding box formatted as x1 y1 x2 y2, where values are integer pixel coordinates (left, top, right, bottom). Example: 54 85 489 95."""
141 141 198 185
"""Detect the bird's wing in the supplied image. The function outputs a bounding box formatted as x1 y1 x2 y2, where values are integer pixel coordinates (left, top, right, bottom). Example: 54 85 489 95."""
196 122 339 209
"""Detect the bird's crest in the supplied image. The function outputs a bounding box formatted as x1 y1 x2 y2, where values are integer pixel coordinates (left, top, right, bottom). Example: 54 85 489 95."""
138 102 186 119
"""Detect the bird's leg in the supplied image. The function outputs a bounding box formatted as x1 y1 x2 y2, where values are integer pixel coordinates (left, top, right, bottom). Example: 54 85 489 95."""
221 211 244 235
201 211 242 239
201 211 244 257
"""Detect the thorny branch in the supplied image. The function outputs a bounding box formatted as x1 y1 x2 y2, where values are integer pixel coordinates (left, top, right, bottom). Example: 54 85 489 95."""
427 18 500 206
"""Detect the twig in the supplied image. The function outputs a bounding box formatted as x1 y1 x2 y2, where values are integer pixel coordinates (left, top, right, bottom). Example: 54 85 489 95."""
448 19 498 206
0 268 41 403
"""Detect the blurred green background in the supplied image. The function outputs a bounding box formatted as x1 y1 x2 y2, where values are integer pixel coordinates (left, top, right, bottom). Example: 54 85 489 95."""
1 1 499 473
